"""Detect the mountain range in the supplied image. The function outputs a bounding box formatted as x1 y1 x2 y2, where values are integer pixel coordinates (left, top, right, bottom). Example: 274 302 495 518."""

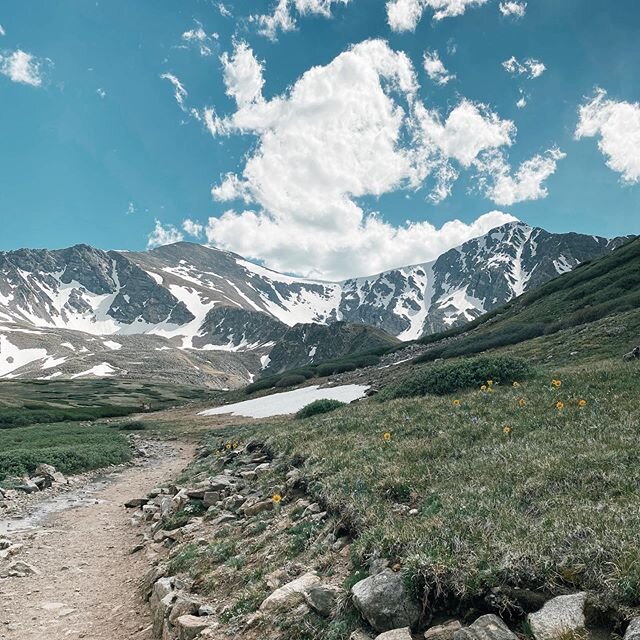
0 221 627 387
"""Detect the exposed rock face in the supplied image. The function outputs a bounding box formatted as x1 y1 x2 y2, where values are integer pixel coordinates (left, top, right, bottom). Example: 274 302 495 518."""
624 618 640 640
351 569 421 633
0 222 626 386
527 593 587 640
375 629 413 640
454 615 518 640
424 620 463 640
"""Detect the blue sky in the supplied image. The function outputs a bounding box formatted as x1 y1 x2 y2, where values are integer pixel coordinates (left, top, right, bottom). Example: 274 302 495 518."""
0 0 639 279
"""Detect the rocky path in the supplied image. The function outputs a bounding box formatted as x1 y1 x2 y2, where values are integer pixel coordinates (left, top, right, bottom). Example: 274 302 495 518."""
0 443 194 640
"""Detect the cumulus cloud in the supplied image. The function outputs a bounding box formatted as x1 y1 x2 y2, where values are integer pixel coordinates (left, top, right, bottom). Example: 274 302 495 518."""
0 49 47 86
160 72 188 111
147 220 184 249
423 50 455 85
502 56 546 79
477 147 566 206
575 88 640 184
0 24 5 37
386 0 487 32
254 0 351 40
182 219 204 238
195 39 533 278
220 41 264 108
516 90 527 109
499 1 526 18
218 3 232 17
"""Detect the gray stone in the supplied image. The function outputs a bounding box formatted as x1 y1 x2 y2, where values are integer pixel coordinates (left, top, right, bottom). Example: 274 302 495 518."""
153 592 176 638
260 572 321 612
454 615 517 640
624 618 640 640
375 629 413 640
527 593 587 640
124 497 148 508
351 569 421 633
203 491 221 508
305 584 341 617
244 499 274 517
176 614 210 640
350 632 374 640
8 561 39 577
424 620 462 640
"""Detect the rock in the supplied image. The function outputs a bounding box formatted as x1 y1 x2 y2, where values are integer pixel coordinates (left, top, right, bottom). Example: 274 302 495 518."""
168 594 201 624
125 497 148 508
375 629 413 640
8 560 39 577
424 620 462 640
203 492 221 508
31 475 52 490
624 618 640 640
454 615 517 640
176 614 210 640
527 593 587 640
211 513 237 526
0 537 11 550
351 569 421 633
15 479 39 494
351 632 374 640
153 592 176 638
0 544 23 560
243 499 274 517
150 577 175 609
208 475 237 491
260 572 321 612
305 584 341 617
34 463 57 477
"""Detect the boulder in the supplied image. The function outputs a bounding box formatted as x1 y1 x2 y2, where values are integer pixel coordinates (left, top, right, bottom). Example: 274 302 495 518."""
527 593 587 640
351 569 421 633
454 615 517 640
176 614 210 640
7 560 39 577
203 491 221 508
153 592 176 638
375 629 413 640
305 584 341 617
260 572 321 612
208 475 237 492
243 499 274 517
624 618 640 640
424 620 462 640
351 632 374 640
124 497 148 508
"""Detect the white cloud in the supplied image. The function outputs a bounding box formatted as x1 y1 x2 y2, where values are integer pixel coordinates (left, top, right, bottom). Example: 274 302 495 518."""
477 147 566 206
218 3 232 17
499 1 526 18
254 0 351 40
182 219 204 238
220 41 264 108
161 72 188 111
386 0 487 32
126 202 136 215
200 39 527 278
0 49 47 87
182 20 214 57
502 56 546 79
147 220 184 249
423 50 455 85
516 90 527 109
97 87 107 98
0 24 5 37
575 88 640 184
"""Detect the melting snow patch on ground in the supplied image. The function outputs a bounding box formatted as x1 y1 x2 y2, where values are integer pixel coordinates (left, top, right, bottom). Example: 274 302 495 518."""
71 363 117 379
103 340 122 351
198 384 369 419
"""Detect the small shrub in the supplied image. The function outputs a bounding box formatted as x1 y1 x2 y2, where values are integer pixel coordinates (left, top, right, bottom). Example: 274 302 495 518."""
296 399 346 419
379 356 533 399
275 374 307 389
111 420 146 431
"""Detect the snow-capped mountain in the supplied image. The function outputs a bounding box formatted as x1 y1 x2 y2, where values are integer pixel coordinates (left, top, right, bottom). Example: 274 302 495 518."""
0 221 627 385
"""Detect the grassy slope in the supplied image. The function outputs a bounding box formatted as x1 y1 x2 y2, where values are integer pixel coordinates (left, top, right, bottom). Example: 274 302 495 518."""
217 242 640 616
415 236 640 361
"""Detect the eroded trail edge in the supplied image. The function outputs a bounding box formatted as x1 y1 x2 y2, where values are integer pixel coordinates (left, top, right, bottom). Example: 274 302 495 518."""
0 441 194 640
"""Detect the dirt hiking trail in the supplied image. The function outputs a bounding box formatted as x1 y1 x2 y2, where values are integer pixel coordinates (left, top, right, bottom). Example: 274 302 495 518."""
0 442 194 640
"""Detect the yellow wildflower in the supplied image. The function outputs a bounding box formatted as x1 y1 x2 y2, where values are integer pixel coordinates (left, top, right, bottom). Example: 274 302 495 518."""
551 379 562 388
503 426 512 435
272 493 282 504
512 381 521 388
555 401 565 410
578 399 587 408
518 398 526 408
452 399 461 407
480 385 488 392
487 380 494 387
383 432 392 442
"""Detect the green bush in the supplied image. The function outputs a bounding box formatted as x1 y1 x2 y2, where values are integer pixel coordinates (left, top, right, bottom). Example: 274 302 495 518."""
316 362 357 377
274 374 307 389
296 399 346 419
379 356 533 399
110 420 146 431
